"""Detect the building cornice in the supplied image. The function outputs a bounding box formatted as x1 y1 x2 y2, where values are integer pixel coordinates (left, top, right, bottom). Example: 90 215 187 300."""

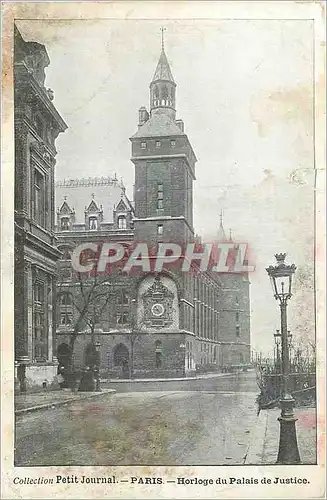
15 62 68 132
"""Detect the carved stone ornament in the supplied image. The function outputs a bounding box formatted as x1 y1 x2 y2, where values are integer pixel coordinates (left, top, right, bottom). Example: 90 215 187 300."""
30 140 52 163
141 276 174 329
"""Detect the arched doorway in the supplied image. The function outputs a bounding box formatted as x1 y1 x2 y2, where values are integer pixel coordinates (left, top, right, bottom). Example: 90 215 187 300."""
113 343 129 377
57 343 72 388
57 343 72 368
84 343 98 367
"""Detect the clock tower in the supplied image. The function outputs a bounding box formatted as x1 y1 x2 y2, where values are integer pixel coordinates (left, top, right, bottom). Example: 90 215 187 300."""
130 39 197 246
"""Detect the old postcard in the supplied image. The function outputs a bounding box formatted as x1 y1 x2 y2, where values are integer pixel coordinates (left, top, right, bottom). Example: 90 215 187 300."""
1 1 325 499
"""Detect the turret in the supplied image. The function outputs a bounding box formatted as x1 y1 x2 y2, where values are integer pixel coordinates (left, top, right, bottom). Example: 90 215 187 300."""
149 33 176 120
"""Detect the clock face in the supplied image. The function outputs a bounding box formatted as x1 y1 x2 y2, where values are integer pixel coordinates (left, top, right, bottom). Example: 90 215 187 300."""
151 303 165 317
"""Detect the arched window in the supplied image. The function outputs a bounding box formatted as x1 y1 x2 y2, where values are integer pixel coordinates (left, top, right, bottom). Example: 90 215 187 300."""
60 292 72 305
118 216 127 229
113 343 129 367
162 85 168 99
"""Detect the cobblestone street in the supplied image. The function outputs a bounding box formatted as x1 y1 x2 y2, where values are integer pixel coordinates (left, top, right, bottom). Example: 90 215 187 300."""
15 373 259 466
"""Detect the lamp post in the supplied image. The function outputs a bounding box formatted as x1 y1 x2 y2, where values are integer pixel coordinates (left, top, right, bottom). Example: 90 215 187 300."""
266 253 301 464
274 329 282 374
287 331 293 370
94 340 101 392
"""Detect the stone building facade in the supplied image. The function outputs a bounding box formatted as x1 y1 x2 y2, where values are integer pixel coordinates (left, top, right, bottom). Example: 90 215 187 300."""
14 26 67 391
54 43 251 378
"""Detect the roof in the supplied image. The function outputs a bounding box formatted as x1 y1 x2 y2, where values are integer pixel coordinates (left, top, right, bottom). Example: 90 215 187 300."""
131 112 185 139
55 177 133 225
151 49 175 84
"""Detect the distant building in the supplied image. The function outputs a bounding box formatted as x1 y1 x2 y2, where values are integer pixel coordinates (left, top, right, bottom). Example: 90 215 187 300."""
54 41 251 378
14 26 67 391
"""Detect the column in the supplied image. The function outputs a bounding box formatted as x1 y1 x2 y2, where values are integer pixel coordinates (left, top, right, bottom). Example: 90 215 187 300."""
25 261 33 362
16 260 30 363
51 274 58 362
47 274 53 361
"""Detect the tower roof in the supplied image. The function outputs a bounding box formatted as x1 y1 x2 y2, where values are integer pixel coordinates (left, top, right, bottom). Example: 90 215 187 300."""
131 112 184 139
151 49 175 84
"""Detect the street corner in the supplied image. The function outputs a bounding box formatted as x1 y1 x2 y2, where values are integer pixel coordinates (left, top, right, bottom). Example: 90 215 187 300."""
15 388 116 416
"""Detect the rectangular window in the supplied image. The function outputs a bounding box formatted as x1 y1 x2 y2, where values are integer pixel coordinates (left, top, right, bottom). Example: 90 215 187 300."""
236 312 239 324
89 217 98 230
33 169 45 226
157 224 163 235
60 312 73 325
60 292 72 305
61 217 70 231
117 312 129 324
116 291 129 305
141 141 146 149
170 140 176 147
157 184 164 211
156 140 161 148
236 326 240 337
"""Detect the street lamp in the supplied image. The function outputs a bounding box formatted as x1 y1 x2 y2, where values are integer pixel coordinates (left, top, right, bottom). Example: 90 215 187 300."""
266 253 301 464
94 340 101 392
274 329 282 373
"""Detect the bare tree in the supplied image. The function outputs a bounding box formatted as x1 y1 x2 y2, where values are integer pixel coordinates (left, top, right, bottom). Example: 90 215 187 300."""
56 256 127 384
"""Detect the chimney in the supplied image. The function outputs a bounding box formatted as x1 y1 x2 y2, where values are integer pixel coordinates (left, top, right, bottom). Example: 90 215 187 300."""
138 106 149 127
175 119 184 132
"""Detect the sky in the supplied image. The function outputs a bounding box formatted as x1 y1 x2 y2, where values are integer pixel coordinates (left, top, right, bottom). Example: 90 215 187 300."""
16 19 315 356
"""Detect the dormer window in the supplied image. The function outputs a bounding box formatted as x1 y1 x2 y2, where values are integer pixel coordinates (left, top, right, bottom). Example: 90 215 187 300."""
89 217 98 230
118 215 127 229
141 141 147 149
61 217 70 231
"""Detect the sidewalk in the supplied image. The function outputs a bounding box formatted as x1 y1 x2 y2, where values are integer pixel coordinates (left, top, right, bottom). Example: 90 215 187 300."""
104 369 255 383
245 406 317 465
15 388 116 415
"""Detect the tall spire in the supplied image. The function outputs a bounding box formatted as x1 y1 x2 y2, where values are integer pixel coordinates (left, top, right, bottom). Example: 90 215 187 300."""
149 29 176 119
160 26 166 51
151 48 175 84
217 209 227 241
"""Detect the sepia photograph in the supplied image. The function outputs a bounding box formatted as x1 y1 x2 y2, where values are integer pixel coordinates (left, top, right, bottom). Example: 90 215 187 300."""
1 2 325 499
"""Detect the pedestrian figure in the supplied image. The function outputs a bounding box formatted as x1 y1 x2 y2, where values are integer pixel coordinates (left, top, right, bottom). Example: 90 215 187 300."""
78 366 95 391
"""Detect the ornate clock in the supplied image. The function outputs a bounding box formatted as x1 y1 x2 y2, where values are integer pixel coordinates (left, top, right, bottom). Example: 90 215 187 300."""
142 276 174 328
151 303 165 317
